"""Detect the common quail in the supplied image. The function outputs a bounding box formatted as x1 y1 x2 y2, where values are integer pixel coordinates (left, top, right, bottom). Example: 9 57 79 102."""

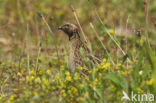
58 23 100 73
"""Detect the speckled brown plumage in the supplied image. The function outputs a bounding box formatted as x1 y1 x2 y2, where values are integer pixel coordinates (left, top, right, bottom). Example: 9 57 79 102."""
58 23 100 73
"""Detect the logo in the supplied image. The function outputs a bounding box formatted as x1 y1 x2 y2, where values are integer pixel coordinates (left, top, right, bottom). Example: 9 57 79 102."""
122 91 155 102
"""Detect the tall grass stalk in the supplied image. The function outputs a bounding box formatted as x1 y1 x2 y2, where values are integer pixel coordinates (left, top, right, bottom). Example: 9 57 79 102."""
26 24 30 75
144 0 151 47
38 12 60 62
89 22 115 65
35 42 42 75
94 9 130 62
71 5 87 43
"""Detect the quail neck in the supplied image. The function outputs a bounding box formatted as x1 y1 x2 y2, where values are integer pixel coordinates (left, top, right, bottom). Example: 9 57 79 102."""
58 23 80 40
58 23 100 73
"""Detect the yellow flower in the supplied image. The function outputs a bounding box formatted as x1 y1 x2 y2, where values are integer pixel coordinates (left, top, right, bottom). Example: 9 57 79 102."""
117 70 121 73
65 71 70 75
42 77 48 84
95 68 99 71
41 84 45 89
17 98 20 102
102 58 106 62
76 97 83 101
74 73 79 80
46 89 49 93
56 84 61 89
122 65 127 69
85 76 89 81
59 80 63 85
134 60 138 63
128 60 133 65
88 70 92 74
55 75 59 79
30 70 35 75
105 63 110 68
21 69 24 74
84 92 89 98
79 84 84 88
80 67 83 70
38 70 42 75
98 73 102 77
61 90 65 93
121 71 127 76
109 29 115 34
35 77 41 83
102 62 110 69
102 68 107 72
62 84 66 88
14 89 18 92
137 88 144 94
117 91 122 96
139 39 143 45
67 90 72 94
111 85 117 91
60 65 64 69
133 48 136 53
30 101 35 103
46 69 51 75
66 75 71 81
89 82 93 87
146 79 154 85
118 63 121 67
29 10 34 16
17 72 22 76
31 76 34 81
72 87 78 93
9 95 16 101
25 94 30 98
52 86 56 90
95 78 98 82
63 92 67 97
33 91 38 96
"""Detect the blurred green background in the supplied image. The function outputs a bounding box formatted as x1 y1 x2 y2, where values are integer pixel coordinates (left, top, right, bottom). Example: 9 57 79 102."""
0 0 156 57
0 0 156 103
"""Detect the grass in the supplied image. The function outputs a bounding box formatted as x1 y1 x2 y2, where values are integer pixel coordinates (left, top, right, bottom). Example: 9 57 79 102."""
0 0 156 103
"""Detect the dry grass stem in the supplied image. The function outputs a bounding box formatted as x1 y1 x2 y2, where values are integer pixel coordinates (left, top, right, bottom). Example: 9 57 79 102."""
35 42 42 75
41 16 54 35
144 0 150 47
26 24 30 75
94 9 130 62
71 5 87 43
40 14 60 62
90 22 115 65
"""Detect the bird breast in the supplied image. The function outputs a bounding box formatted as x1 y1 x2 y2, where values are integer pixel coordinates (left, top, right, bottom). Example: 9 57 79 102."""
68 42 75 70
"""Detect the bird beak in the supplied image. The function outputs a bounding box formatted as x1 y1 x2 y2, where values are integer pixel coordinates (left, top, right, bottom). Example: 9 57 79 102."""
58 26 62 30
